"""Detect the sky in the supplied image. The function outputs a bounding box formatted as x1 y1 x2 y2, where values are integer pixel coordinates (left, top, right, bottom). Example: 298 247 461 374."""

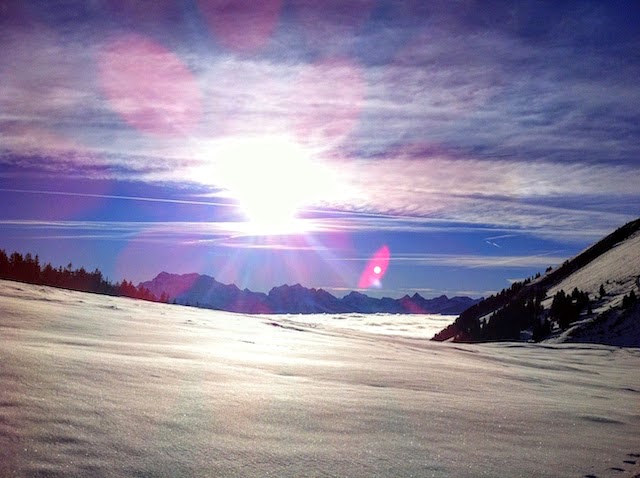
1 0 639 299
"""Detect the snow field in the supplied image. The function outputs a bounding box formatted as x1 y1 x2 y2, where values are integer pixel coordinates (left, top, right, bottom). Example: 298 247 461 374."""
1 280 639 477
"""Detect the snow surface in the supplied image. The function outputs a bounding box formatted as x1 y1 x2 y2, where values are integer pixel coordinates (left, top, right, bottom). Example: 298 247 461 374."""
548 230 640 302
542 230 640 346
1 280 639 478
264 312 459 340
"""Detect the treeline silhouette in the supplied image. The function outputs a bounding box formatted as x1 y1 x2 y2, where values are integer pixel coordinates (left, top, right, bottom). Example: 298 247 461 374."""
0 249 165 302
433 275 594 342
479 283 547 342
433 275 546 342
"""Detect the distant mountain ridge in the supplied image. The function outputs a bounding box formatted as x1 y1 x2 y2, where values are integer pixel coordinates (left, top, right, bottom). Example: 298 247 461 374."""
432 218 640 346
139 272 480 315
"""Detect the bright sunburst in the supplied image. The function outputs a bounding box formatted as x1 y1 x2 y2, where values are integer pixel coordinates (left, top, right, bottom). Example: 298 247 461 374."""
206 136 336 235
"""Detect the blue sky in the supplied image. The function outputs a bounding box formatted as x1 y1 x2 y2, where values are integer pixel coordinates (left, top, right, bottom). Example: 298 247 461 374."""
1 1 639 298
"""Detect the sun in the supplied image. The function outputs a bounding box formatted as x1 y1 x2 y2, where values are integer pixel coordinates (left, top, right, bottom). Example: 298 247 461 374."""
208 136 336 235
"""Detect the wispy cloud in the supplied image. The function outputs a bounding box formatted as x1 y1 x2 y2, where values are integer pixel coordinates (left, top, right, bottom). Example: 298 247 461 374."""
0 220 237 242
331 251 566 270
0 2 638 246
0 188 231 208
0 187 626 245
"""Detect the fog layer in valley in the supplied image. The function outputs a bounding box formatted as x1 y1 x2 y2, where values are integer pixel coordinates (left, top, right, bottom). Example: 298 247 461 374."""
1 280 638 477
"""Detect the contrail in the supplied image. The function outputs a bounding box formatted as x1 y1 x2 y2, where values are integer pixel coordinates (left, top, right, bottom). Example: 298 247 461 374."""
0 188 233 207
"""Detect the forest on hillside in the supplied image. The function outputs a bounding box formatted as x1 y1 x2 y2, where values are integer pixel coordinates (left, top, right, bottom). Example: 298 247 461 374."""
0 249 167 302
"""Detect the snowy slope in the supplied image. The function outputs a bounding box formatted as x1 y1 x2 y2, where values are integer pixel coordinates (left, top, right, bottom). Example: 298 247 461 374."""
434 218 640 345
544 230 640 346
548 230 640 301
1 280 639 478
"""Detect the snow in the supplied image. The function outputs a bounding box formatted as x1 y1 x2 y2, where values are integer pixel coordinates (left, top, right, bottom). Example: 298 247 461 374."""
262 312 459 340
542 230 640 346
548 230 640 301
1 279 639 478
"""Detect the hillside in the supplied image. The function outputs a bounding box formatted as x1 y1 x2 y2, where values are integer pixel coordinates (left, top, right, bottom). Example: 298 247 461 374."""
433 218 640 346
140 272 480 315
2 280 639 477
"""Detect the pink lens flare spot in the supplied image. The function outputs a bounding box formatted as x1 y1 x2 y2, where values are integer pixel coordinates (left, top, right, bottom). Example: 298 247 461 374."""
358 245 390 289
197 0 283 53
291 57 365 148
97 33 203 136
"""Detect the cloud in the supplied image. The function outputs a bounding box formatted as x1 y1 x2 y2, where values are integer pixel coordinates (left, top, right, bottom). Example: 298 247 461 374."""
337 251 567 270
0 188 231 208
0 185 628 246
0 220 239 242
353 9 640 166
1 3 638 245
0 25 95 121
308 156 639 238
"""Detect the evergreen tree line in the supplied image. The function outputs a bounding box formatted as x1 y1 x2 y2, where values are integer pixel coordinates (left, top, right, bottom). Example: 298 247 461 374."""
477 286 593 342
0 249 165 302
477 286 547 342
434 273 598 343
548 287 590 331
435 275 540 341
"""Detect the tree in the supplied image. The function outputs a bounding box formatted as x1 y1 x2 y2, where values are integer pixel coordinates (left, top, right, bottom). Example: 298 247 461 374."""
0 249 10 277
532 318 552 342
551 289 588 331
9 252 24 279
41 263 57 286
622 290 637 309
117 280 137 298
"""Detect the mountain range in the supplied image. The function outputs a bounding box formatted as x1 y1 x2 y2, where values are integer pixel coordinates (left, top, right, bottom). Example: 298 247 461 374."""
139 272 480 315
433 217 640 346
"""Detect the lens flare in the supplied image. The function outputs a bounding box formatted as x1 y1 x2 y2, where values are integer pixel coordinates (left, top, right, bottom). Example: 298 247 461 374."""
97 33 202 136
358 245 390 288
